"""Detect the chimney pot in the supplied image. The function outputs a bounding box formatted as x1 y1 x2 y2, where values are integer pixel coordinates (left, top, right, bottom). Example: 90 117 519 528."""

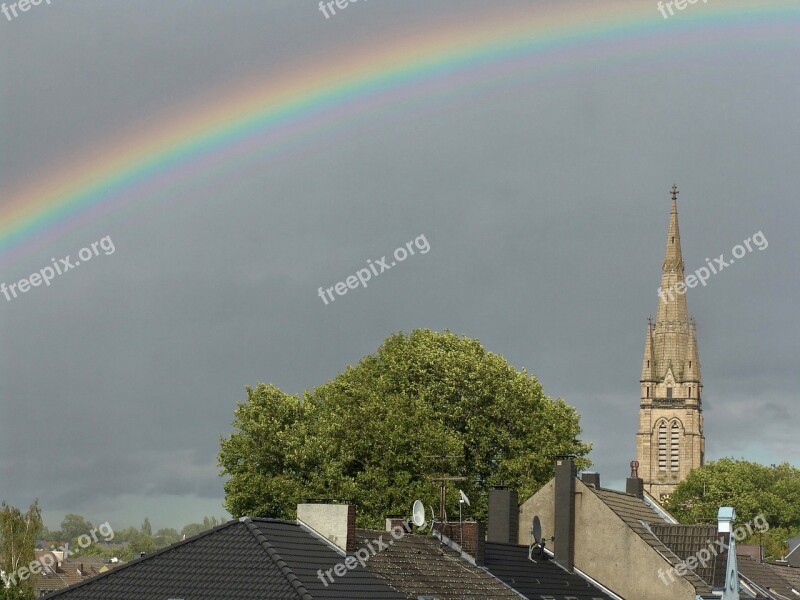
626 459 644 498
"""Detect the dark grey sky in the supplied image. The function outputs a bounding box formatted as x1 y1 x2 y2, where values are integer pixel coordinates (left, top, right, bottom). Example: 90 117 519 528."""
1 0 798 531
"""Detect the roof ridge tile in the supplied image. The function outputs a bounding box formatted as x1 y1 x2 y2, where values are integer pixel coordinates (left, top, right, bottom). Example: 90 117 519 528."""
239 517 309 600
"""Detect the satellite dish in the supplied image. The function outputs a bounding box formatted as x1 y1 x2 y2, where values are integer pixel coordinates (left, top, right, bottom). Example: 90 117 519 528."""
412 500 426 527
532 516 542 544
459 490 471 507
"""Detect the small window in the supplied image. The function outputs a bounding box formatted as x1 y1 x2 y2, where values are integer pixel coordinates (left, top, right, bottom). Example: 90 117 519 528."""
689 361 692 368
646 386 650 398
666 387 673 399
647 360 650 368
672 236 675 243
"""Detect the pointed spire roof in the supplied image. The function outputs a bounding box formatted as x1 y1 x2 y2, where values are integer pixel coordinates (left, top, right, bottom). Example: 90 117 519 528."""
686 317 701 382
641 316 656 382
652 185 692 382
662 184 684 273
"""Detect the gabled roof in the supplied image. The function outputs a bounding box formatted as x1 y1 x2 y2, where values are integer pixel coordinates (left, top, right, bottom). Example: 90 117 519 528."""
484 541 614 600
353 529 520 600
736 555 796 600
646 523 800 599
649 523 725 588
43 518 403 600
763 563 800 591
787 537 800 565
586 487 712 594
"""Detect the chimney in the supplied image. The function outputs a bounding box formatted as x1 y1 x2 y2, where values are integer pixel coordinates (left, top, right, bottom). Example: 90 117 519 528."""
580 472 600 488
554 459 577 571
718 507 739 600
474 520 485 566
626 460 644 499
297 503 357 553
488 486 518 544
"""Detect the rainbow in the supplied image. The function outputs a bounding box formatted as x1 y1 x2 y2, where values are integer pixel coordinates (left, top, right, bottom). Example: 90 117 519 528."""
1 1 797 267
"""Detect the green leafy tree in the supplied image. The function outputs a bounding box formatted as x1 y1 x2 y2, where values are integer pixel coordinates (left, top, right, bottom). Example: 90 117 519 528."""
153 528 181 547
59 514 93 547
140 517 152 537
666 458 800 559
180 523 204 538
128 530 156 555
180 517 223 539
219 329 592 527
0 500 43 600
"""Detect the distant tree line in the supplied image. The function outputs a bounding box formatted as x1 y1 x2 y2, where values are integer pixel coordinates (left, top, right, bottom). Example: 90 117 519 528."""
666 458 800 560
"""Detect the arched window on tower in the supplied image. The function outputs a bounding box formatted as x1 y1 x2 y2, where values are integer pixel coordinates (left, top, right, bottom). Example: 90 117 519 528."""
658 422 667 471
670 422 680 472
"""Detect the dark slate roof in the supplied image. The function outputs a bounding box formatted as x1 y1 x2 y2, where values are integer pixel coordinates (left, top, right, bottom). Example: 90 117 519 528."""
354 528 520 600
587 487 712 594
250 520 404 599
649 523 726 587
484 541 614 600
649 524 800 599
43 518 403 600
737 555 796 600
787 540 800 567
764 563 800 591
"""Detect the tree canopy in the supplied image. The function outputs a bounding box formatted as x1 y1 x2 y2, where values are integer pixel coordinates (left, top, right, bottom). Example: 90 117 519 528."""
0 500 43 600
219 329 592 528
665 458 800 558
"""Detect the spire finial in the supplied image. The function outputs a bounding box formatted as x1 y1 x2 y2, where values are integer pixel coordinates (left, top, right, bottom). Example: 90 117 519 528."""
671 184 679 201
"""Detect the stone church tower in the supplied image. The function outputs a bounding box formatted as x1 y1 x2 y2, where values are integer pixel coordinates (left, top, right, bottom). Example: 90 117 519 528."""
636 185 705 501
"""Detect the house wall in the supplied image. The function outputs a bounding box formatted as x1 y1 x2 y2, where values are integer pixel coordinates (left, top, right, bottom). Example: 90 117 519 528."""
518 479 697 600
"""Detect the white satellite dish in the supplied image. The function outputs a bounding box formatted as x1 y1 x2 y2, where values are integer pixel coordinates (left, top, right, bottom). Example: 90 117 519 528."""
532 516 542 545
412 500 426 527
459 489 471 506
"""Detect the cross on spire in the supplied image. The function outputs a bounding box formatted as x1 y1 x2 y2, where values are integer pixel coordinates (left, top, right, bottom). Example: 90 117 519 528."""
671 184 679 201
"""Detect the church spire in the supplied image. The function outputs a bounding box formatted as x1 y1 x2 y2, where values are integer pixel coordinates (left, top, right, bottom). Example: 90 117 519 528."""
654 185 689 380
636 185 705 501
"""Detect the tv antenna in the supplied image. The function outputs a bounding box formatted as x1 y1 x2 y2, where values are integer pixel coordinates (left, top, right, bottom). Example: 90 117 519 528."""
424 453 465 523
